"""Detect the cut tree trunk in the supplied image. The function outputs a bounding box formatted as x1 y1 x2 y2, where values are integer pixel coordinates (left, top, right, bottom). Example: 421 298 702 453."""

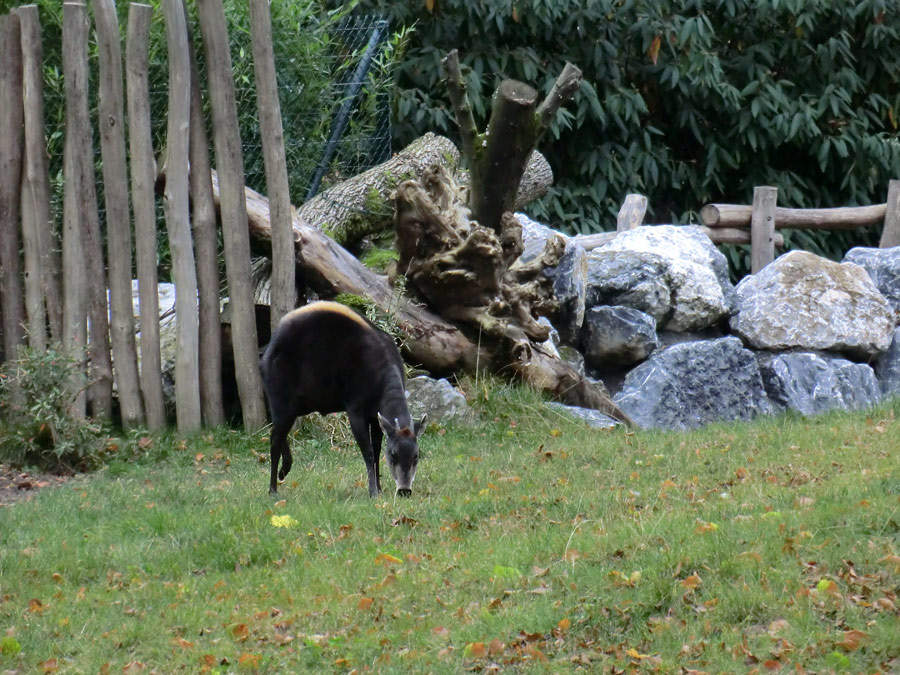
250 0 295 331
19 4 61 350
65 1 114 420
196 0 266 430
126 2 166 430
94 0 143 427
61 2 88 418
163 0 201 432
184 3 225 427
0 12 26 377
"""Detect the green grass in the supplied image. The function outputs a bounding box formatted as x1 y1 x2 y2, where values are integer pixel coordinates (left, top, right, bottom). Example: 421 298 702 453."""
2 382 899 673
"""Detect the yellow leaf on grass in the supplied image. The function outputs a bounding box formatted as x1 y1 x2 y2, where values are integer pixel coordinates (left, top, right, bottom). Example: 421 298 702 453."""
172 637 194 649
375 553 402 565
695 521 719 534
270 515 298 528
28 598 46 614
358 597 374 610
231 623 250 642
557 618 571 631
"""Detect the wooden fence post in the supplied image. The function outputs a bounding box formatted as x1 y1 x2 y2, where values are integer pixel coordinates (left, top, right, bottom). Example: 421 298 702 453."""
163 0 202 432
126 2 167 430
0 12 26 377
878 179 900 248
750 186 777 273
196 0 267 430
18 5 62 348
250 0 296 332
616 193 648 232
184 1 225 427
94 0 144 427
61 1 89 418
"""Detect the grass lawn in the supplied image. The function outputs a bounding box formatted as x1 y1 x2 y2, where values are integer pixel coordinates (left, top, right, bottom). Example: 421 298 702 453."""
1 381 899 673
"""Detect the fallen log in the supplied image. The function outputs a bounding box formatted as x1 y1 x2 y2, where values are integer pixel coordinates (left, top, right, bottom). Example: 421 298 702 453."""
297 132 553 247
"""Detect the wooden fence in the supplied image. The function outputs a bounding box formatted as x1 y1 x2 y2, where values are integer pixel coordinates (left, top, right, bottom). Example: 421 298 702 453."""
0 1 296 433
573 180 900 274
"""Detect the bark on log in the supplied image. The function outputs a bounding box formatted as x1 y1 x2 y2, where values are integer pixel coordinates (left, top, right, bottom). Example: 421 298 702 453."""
250 0 295 330
0 12 26 374
19 5 61 349
126 3 166 430
94 0 143 427
701 202 887 229
197 0 266 430
184 2 225 427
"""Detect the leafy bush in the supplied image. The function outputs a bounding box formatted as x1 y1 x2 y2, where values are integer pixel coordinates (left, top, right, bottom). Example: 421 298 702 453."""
0 345 114 472
346 0 900 266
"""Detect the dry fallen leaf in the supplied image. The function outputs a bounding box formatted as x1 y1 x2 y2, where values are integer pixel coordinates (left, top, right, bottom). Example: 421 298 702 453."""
681 574 702 590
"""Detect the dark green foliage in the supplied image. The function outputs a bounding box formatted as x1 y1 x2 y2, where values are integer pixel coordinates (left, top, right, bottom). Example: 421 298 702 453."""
347 0 900 264
0 346 113 471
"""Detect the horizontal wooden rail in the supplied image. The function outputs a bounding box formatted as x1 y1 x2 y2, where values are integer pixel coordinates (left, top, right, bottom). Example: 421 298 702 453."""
571 226 784 251
701 202 887 230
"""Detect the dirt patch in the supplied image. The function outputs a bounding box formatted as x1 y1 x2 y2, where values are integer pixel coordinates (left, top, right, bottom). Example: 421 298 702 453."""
0 463 78 508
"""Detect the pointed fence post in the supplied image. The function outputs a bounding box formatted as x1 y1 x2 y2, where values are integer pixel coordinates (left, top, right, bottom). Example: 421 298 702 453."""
878 179 900 248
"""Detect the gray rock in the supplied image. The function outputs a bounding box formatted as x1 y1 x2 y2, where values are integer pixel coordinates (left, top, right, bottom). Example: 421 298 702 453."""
586 250 672 323
875 327 900 397
730 250 895 359
543 401 620 429
613 336 773 430
405 376 472 423
513 214 586 342
581 305 658 368
758 352 881 415
843 246 900 316
587 225 735 331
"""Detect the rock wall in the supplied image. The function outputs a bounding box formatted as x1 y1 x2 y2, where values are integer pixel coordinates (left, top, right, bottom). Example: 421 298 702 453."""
516 215 900 430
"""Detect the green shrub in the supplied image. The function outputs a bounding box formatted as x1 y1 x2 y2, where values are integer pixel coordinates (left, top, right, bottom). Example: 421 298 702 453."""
0 345 114 472
347 0 900 270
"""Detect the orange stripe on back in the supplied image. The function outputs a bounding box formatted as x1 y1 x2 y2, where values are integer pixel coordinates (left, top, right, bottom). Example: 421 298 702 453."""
282 301 371 330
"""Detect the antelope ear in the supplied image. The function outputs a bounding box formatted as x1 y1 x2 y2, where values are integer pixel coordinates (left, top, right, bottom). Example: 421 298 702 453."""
377 412 396 437
414 414 427 436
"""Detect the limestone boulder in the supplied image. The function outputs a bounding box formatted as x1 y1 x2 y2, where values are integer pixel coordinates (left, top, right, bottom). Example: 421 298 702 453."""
587 225 735 331
758 352 881 415
843 246 900 317
730 250 894 359
613 337 773 430
580 305 658 368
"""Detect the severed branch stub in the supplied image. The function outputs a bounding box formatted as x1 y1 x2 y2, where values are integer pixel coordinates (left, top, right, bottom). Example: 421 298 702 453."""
394 52 632 425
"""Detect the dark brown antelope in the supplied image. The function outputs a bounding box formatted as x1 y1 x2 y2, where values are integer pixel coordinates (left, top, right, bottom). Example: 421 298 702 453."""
260 301 426 497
